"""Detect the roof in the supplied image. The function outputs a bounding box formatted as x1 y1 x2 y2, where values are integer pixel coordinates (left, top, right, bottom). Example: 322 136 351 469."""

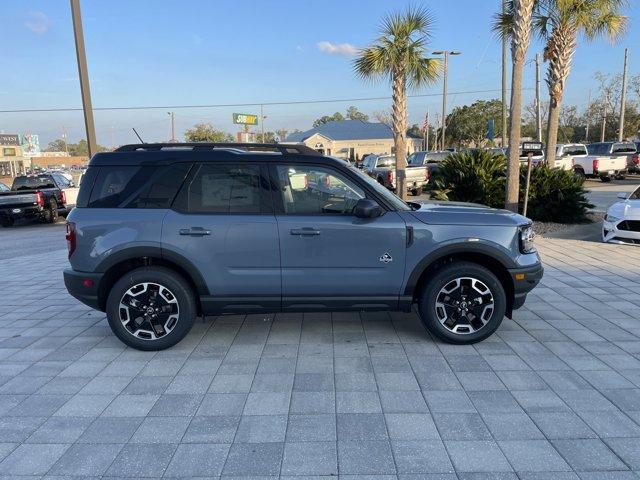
286 120 422 142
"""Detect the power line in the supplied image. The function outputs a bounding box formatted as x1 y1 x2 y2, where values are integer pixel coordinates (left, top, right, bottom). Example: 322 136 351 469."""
0 88 533 114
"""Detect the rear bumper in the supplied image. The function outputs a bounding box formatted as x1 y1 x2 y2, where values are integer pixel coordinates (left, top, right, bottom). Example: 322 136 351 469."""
63 269 104 311
508 262 544 311
0 205 44 220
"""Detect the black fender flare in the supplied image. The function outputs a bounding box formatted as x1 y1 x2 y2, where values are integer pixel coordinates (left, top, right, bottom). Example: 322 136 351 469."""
403 240 517 296
94 245 210 296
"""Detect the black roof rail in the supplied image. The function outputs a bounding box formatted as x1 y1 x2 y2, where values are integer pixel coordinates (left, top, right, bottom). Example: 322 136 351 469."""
114 142 322 156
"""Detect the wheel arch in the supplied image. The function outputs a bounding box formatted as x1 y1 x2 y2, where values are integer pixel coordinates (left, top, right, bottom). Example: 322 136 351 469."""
405 244 516 318
95 247 209 313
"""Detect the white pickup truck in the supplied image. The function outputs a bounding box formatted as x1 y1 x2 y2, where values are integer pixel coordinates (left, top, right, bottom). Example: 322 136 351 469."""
573 142 629 182
554 143 588 171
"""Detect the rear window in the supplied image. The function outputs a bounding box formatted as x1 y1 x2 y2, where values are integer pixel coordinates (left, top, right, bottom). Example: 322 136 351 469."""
378 156 396 168
408 152 426 166
11 175 56 191
612 143 636 154
84 164 191 208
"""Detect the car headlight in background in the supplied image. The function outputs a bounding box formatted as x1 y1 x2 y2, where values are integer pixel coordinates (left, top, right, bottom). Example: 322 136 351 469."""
604 214 621 223
519 225 536 253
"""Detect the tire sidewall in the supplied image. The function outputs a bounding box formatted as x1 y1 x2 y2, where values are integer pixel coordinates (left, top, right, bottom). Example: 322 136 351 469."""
106 266 196 350
419 262 507 344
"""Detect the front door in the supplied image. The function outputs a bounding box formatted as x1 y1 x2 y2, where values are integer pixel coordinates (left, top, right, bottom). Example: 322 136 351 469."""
272 163 406 310
162 162 280 312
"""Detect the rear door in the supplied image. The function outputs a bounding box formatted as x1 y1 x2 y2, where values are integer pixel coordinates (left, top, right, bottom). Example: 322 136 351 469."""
162 162 281 312
271 163 406 310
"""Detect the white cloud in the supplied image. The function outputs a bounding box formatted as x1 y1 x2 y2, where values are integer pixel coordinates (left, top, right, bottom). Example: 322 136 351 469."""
317 41 358 57
25 11 52 35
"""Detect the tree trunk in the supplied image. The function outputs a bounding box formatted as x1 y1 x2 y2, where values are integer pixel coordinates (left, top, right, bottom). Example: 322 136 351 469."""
505 0 535 213
544 24 576 163
392 69 408 200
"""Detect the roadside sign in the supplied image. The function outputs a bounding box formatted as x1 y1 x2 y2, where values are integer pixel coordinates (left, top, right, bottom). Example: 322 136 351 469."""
233 113 258 125
521 141 543 151
487 119 494 141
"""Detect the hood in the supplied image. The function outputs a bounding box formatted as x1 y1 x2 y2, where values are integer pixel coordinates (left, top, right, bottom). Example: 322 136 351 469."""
408 200 530 226
607 199 640 219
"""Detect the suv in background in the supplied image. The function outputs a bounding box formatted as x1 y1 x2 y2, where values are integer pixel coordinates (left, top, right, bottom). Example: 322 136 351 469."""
64 143 543 350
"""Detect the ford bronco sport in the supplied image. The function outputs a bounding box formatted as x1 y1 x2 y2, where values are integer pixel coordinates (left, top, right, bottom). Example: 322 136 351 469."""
64 143 542 350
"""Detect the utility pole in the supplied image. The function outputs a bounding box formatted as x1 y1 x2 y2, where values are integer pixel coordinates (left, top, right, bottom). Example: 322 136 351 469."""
585 89 591 142
70 0 97 158
535 53 542 143
618 47 628 141
433 50 462 150
501 0 508 148
167 112 176 142
601 92 608 142
61 126 69 154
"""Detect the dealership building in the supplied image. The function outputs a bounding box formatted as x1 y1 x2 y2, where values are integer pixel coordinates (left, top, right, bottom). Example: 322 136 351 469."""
285 120 423 160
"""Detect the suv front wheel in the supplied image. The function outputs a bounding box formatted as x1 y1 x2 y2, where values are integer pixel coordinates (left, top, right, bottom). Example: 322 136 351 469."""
106 266 197 350
418 262 506 344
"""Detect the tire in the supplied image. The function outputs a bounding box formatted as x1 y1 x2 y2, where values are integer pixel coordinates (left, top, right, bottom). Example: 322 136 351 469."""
616 174 626 180
43 199 59 223
410 188 419 196
0 218 13 228
418 261 507 344
573 168 585 181
106 266 197 350
600 175 612 183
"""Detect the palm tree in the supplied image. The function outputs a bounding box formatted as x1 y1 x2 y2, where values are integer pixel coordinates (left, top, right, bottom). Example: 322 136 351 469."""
538 0 627 162
354 7 440 200
494 0 537 212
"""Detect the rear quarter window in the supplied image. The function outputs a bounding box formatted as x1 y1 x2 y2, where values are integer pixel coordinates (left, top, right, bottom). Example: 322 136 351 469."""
87 166 155 208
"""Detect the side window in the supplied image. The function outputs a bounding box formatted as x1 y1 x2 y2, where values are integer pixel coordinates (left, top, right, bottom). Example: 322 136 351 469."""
125 163 191 209
276 165 365 215
53 173 70 187
174 163 269 214
88 166 155 208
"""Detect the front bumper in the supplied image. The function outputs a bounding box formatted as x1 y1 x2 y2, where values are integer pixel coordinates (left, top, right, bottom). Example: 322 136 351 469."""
63 269 104 311
508 262 544 311
603 219 640 245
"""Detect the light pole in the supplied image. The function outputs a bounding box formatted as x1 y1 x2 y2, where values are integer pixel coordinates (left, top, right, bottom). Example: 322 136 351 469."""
618 48 629 141
167 112 176 142
70 0 97 157
432 50 461 150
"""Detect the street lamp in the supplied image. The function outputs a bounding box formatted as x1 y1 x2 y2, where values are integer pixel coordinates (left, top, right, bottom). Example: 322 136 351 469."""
167 112 175 142
432 50 461 150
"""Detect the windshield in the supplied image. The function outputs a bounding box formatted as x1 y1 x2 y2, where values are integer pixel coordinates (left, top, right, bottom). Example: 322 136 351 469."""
11 175 56 191
347 165 411 211
629 186 640 200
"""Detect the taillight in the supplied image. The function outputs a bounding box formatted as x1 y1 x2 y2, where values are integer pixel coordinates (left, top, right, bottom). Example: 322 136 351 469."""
593 159 599 172
387 170 394 184
60 190 66 205
35 191 44 207
303 175 309 189
66 222 76 258
425 168 430 182
633 154 640 165
572 158 576 166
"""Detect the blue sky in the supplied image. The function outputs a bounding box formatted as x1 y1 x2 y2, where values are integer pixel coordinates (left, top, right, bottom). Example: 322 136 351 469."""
1 0 638 147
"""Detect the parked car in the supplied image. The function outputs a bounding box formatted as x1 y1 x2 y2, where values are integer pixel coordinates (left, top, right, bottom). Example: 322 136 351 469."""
0 173 78 227
628 142 640 174
555 143 588 170
64 142 543 350
407 150 451 176
580 142 631 181
518 145 545 165
0 182 9 192
362 154 429 195
602 185 640 245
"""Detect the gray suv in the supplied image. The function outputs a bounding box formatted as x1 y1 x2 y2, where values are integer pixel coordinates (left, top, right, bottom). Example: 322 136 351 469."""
64 143 543 350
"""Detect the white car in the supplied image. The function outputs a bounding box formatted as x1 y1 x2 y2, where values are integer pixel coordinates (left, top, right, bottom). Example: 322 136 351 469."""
602 185 640 245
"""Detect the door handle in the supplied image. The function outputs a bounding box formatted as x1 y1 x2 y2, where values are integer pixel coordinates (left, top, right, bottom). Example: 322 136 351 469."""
179 227 211 236
290 228 321 236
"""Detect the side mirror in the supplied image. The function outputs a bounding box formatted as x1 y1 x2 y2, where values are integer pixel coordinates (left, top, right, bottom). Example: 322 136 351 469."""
354 198 383 219
617 192 628 199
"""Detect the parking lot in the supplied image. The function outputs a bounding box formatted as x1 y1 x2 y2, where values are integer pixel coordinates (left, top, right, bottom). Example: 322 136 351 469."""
0 223 638 478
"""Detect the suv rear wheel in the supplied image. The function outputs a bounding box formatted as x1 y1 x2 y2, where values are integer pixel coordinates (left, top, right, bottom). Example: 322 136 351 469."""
418 261 506 344
106 266 196 350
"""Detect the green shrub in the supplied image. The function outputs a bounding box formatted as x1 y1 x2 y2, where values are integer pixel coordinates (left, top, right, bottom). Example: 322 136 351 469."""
519 164 593 223
428 151 593 223
428 150 506 207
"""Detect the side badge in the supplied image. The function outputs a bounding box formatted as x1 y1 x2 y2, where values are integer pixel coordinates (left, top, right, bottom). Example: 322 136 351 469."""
379 253 393 263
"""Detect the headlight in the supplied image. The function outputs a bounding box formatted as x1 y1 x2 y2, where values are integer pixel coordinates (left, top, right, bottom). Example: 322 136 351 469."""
519 225 536 253
604 214 621 223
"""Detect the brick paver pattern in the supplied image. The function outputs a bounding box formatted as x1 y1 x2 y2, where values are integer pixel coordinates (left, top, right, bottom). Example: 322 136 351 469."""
0 237 639 479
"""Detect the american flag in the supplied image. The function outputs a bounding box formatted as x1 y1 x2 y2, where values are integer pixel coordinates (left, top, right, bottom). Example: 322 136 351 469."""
422 111 429 132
